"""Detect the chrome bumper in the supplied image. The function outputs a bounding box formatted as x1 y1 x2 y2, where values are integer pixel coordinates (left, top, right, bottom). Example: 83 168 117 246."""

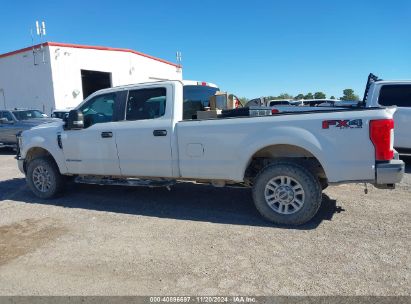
374 159 404 189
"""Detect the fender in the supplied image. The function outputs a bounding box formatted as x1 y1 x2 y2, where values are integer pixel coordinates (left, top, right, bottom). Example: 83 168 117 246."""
237 126 330 181
21 133 68 174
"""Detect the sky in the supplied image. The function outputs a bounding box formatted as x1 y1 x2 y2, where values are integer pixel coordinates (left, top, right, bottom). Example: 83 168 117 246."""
0 0 410 99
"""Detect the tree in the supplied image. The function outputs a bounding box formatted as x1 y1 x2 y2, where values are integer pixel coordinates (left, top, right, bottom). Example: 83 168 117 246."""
330 96 336 99
277 93 293 99
239 97 249 105
294 94 305 100
314 92 326 99
304 93 314 99
340 89 359 101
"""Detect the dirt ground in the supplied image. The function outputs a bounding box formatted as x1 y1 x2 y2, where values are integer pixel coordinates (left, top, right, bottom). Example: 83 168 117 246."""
0 150 410 295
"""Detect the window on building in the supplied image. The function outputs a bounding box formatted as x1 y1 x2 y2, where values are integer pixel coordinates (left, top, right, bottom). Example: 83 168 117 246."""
379 85 411 107
126 88 166 121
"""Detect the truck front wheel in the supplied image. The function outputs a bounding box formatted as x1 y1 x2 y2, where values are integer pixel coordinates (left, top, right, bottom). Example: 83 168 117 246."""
26 157 65 199
252 162 322 226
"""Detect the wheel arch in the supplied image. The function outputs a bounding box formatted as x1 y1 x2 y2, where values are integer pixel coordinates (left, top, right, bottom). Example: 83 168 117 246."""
24 147 64 174
243 144 328 185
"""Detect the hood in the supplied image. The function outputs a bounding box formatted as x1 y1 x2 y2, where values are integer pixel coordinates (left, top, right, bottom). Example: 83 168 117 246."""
20 118 61 126
29 120 65 130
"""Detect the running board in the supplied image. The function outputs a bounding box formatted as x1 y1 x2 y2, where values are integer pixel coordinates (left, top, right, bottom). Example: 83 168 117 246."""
74 176 176 188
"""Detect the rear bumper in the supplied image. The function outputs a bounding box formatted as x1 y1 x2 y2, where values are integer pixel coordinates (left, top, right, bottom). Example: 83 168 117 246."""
374 159 404 189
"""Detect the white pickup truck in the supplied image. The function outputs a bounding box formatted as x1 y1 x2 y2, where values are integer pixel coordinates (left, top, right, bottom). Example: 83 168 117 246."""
362 74 411 152
16 80 405 225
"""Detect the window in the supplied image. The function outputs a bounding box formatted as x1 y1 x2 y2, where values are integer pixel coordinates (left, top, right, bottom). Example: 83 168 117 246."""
1 111 13 121
80 93 116 128
126 88 166 121
183 85 219 120
379 85 411 107
12 110 44 120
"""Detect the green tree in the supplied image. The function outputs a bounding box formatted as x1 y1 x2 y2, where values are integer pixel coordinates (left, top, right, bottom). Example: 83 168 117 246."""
314 92 326 99
277 93 293 99
294 94 305 100
340 89 359 101
239 97 249 105
330 96 336 99
304 92 314 99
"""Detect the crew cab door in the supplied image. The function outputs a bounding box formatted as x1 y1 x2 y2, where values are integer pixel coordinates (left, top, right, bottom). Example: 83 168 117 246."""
61 91 126 175
115 85 174 177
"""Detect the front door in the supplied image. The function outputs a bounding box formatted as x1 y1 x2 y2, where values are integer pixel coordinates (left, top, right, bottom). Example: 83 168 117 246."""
115 85 174 177
61 92 123 175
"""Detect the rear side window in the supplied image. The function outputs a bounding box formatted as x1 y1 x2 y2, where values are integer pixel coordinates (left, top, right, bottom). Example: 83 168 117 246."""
379 85 411 107
126 88 166 121
183 85 219 120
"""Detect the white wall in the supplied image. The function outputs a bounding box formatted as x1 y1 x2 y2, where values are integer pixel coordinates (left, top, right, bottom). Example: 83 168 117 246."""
0 48 55 113
48 46 183 110
0 44 182 114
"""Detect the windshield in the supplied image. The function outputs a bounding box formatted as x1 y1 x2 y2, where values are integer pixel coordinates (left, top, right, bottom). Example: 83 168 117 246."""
183 85 219 120
12 110 45 120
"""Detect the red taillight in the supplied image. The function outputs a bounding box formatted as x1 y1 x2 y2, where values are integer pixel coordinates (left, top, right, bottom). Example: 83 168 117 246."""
272 109 279 114
370 119 394 161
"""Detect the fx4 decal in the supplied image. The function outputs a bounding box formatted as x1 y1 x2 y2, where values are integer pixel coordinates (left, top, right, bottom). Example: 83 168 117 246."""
322 119 363 129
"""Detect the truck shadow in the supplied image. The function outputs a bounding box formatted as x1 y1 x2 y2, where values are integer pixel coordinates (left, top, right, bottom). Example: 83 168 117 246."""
0 148 16 156
1 178 343 230
400 155 411 173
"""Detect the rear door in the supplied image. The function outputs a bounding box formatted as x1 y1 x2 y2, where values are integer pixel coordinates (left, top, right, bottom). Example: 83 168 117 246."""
115 84 174 177
378 84 411 149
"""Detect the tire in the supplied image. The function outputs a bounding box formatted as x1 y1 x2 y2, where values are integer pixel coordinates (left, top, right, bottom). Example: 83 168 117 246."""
26 157 65 199
252 161 322 226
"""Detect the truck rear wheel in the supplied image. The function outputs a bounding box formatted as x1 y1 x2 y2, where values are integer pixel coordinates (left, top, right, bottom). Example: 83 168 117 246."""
26 157 65 199
252 162 322 226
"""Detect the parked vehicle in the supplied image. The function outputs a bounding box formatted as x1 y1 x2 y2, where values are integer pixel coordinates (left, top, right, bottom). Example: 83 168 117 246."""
51 109 71 119
16 80 404 226
362 74 411 152
0 109 58 148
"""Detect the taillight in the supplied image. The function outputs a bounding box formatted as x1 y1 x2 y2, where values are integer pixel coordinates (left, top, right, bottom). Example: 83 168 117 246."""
370 119 394 161
272 109 279 114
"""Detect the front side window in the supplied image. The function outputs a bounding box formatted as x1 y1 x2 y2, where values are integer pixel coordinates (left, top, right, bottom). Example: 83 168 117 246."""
126 88 166 121
80 93 116 128
379 85 411 107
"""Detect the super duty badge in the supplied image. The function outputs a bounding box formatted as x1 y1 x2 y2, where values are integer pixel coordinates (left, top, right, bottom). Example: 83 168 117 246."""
322 119 363 129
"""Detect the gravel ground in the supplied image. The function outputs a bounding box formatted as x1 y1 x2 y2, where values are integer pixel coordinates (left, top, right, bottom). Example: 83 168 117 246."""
0 150 410 295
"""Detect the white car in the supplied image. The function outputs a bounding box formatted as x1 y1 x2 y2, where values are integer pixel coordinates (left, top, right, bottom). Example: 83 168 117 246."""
16 80 404 225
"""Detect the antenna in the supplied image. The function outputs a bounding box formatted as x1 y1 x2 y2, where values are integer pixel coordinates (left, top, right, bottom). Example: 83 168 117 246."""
176 51 182 72
31 20 47 65
42 21 46 35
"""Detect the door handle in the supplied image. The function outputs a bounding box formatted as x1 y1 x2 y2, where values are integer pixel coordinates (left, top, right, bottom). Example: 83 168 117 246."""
153 130 167 137
101 131 113 138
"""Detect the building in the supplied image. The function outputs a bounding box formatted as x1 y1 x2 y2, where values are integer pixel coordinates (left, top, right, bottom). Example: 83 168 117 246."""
0 42 182 114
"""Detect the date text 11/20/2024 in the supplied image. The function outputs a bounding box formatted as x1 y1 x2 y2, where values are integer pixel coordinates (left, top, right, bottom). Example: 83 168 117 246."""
149 296 256 303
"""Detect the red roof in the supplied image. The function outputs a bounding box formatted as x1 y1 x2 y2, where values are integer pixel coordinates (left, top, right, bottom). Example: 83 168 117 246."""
0 41 179 67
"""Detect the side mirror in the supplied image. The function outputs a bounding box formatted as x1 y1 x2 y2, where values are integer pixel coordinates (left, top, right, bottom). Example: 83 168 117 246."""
0 118 7 124
66 110 84 130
